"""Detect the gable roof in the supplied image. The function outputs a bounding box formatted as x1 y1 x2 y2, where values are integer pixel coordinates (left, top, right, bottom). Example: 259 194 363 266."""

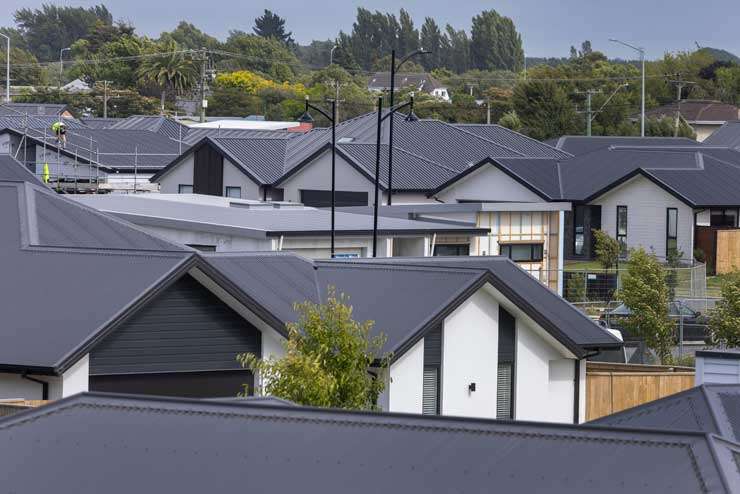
591 384 740 443
0 102 68 117
0 392 738 493
705 120 740 149
644 100 739 123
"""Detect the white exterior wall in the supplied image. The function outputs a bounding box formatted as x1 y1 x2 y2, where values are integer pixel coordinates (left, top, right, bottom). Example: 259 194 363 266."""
140 224 270 252
434 165 544 203
61 354 89 397
388 338 424 413
696 209 710 227
515 318 575 423
159 155 195 194
441 288 499 418
222 157 261 200
280 151 379 204
0 373 60 400
591 175 693 259
695 355 740 384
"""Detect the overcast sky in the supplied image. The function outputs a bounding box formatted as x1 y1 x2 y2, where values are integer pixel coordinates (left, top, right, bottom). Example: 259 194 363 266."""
1 0 739 58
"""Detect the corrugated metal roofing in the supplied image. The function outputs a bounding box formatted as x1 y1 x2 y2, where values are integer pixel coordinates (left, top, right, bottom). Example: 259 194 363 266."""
455 124 571 159
552 135 700 155
705 121 740 149
0 103 68 116
591 384 740 443
0 392 737 493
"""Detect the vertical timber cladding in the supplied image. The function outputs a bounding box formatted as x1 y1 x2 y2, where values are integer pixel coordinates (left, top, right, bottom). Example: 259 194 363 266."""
477 211 559 291
193 143 224 196
89 274 261 380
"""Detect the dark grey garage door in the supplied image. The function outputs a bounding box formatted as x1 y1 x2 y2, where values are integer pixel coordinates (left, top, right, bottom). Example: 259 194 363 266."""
89 370 253 398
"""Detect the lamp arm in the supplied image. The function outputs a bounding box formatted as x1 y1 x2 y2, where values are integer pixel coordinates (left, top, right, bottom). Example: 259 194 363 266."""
380 100 413 123
307 102 334 123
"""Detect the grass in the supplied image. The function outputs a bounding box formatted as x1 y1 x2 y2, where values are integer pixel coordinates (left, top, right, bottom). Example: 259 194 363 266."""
564 260 628 271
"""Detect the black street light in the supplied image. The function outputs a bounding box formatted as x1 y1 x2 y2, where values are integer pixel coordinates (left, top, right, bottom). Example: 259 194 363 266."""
372 93 418 257
299 96 338 257
387 48 429 205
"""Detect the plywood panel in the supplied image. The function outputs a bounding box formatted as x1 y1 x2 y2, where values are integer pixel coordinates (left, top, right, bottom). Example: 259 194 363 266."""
716 229 740 274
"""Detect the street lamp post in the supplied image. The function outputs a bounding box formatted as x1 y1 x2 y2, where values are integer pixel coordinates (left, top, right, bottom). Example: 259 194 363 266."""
0 33 9 103
299 96 338 257
329 45 338 65
610 38 645 137
387 49 429 205
59 47 71 91
372 94 418 257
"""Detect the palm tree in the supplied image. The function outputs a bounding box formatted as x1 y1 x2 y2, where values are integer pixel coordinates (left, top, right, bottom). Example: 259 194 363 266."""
138 41 198 114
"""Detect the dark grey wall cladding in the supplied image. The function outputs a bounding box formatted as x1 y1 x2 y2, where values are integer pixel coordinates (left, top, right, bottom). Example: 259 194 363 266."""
90 275 261 375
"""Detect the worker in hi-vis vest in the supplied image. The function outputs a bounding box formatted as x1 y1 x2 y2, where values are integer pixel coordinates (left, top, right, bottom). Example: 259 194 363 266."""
42 163 50 183
51 121 67 148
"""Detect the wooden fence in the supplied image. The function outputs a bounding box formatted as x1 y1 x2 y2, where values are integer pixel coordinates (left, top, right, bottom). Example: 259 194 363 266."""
716 229 740 274
586 362 694 421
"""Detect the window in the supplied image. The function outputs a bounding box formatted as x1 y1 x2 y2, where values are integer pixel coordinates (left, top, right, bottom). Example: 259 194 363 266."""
333 253 360 259
178 184 193 194
225 186 241 199
300 190 368 208
616 206 628 257
497 307 516 419
666 208 678 257
573 206 585 256
710 208 738 227
499 243 544 262
422 325 442 415
433 244 470 256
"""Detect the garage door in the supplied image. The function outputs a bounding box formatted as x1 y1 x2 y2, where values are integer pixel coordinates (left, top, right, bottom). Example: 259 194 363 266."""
89 370 254 398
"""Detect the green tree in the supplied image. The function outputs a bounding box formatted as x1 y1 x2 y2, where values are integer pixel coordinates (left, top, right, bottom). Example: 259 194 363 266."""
0 46 45 86
159 21 220 51
137 41 198 112
620 248 675 364
419 18 443 71
440 25 470 74
13 4 112 61
397 9 419 56
512 80 579 140
221 31 298 80
238 288 389 409
593 230 621 270
253 10 294 45
716 66 740 105
470 10 524 71
708 273 740 348
498 110 522 131
665 248 685 300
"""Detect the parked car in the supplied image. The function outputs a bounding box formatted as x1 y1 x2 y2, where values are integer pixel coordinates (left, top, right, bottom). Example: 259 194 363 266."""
599 301 708 342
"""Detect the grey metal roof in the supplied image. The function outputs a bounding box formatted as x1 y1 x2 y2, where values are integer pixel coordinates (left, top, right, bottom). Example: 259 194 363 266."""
107 115 189 140
644 100 739 123
62 129 183 170
0 154 45 185
591 384 740 443
705 121 740 149
455 124 571 159
72 194 488 237
0 392 737 493
551 135 700 155
0 102 68 116
0 114 87 130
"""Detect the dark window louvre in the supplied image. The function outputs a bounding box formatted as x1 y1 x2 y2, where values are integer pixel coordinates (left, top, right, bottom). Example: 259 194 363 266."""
433 244 470 257
422 368 439 415
423 325 442 415
496 363 513 419
497 307 516 419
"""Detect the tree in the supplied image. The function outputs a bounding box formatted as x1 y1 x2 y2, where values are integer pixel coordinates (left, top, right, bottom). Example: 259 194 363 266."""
222 31 299 80
593 230 620 270
512 80 579 140
159 21 220 50
470 10 524 71
498 110 522 131
708 273 740 348
620 248 675 364
253 10 294 45
419 18 442 71
0 46 45 86
397 9 419 56
238 288 389 409
440 25 470 74
13 4 112 61
137 41 198 112
665 247 685 300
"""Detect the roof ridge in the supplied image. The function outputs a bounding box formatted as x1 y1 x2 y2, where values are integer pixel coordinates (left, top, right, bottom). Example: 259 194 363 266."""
447 122 527 157
339 141 459 174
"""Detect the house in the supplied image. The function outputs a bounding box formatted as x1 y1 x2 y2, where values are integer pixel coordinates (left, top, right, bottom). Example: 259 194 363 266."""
0 102 74 118
368 72 450 101
0 152 620 421
643 100 740 141
151 113 571 286
72 193 488 258
0 392 737 493
695 349 740 385
60 78 92 94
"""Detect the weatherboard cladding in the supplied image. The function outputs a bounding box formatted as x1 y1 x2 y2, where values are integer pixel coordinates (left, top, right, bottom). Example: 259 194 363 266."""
0 393 737 493
89 275 261 375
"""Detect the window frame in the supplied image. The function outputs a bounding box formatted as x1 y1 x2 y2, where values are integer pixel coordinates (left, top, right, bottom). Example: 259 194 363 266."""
178 184 193 194
666 208 678 257
499 242 544 263
616 205 628 257
225 186 242 199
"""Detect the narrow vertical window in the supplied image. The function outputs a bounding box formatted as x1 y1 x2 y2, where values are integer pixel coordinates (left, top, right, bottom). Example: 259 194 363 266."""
666 208 678 257
422 325 442 415
497 307 516 419
573 206 585 255
616 206 628 257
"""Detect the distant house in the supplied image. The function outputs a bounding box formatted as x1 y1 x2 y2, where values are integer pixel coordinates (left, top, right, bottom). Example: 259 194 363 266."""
0 102 73 118
368 72 450 102
60 78 92 94
643 100 740 141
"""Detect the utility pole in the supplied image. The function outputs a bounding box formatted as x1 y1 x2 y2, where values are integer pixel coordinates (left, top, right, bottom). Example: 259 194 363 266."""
486 98 491 125
198 48 209 123
102 80 111 118
575 89 601 136
0 32 9 103
466 83 475 97
666 73 695 137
